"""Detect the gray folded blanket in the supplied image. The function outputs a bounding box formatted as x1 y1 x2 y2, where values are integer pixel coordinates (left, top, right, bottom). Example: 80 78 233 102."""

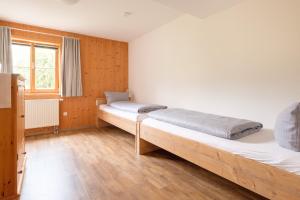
148 108 263 140
110 101 167 113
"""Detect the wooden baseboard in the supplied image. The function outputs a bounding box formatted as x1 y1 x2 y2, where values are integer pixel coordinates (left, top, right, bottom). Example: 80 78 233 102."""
25 127 56 137
59 126 96 133
3 195 19 200
25 126 97 137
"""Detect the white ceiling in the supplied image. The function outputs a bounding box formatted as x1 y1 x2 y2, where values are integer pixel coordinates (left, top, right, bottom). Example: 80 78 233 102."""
153 0 243 19
0 0 243 42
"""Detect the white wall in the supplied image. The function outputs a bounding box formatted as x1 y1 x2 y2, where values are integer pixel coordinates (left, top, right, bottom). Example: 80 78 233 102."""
129 0 300 129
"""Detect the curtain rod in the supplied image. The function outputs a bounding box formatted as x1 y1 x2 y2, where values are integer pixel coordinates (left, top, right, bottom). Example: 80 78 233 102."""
10 27 79 40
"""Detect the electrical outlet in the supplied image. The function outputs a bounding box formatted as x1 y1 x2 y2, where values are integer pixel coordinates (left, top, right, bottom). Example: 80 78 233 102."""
63 112 68 116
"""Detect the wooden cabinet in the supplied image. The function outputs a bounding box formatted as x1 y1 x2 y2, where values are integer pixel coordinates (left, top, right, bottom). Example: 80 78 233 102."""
0 75 26 200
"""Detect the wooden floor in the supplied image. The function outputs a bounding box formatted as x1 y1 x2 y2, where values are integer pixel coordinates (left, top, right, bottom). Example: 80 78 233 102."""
20 127 266 200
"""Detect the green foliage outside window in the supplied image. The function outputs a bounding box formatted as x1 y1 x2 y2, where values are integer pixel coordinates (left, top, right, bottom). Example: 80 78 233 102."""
35 47 56 89
12 43 57 91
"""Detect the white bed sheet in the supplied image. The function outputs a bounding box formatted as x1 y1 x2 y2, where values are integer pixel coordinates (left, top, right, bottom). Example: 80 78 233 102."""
99 104 139 122
143 118 300 175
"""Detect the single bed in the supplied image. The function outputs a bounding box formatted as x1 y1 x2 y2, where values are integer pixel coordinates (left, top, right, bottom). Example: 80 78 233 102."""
96 98 166 135
137 118 300 200
96 98 141 135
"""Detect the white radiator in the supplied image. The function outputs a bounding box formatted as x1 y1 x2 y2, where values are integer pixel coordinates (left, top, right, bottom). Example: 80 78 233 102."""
25 99 59 129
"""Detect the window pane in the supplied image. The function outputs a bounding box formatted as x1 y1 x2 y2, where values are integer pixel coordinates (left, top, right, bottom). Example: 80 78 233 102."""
35 47 56 90
12 44 31 89
35 68 55 89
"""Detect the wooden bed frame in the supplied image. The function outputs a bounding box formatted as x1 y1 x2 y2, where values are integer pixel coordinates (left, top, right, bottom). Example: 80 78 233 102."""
137 122 300 200
96 98 137 135
95 97 300 199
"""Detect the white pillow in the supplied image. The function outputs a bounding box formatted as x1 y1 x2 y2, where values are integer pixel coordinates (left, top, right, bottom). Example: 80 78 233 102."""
274 102 300 152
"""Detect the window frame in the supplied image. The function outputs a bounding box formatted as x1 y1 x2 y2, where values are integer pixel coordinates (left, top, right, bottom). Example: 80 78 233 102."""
12 39 60 94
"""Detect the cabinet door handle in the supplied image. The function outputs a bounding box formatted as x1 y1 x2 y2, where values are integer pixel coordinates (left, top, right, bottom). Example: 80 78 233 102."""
18 170 23 174
21 115 25 118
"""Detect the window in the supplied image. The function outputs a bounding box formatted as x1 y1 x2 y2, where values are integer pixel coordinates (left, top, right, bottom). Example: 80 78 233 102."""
12 44 31 89
35 46 57 90
12 41 59 93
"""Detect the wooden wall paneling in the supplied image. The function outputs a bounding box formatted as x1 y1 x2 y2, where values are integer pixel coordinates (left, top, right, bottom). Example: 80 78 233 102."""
0 20 128 131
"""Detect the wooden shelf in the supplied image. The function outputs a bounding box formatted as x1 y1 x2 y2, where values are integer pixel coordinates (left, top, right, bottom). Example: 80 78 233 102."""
0 75 25 200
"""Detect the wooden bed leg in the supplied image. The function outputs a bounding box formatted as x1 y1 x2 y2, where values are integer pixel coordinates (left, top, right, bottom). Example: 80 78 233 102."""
96 117 111 129
136 137 160 155
135 122 160 155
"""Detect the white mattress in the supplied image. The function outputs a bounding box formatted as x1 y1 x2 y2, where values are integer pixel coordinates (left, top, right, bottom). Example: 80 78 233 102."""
143 118 300 175
99 104 139 121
